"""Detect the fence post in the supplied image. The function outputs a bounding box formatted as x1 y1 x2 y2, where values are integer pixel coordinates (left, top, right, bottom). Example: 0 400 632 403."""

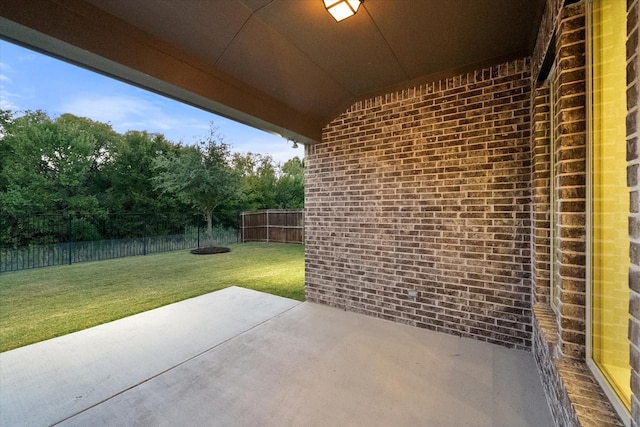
197 219 200 248
143 214 147 256
285 210 289 243
266 210 269 243
68 214 73 265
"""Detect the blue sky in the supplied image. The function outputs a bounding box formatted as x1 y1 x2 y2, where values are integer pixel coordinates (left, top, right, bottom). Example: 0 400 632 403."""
0 40 301 163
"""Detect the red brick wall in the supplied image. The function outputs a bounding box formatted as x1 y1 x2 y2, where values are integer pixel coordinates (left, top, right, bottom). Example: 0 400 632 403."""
529 1 633 425
305 59 532 350
531 83 552 305
552 5 588 361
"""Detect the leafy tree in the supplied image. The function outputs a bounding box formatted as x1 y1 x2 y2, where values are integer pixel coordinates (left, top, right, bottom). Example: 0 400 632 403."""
100 131 183 212
0 111 121 244
232 152 277 211
0 109 15 191
0 111 113 215
0 109 303 247
275 156 304 208
152 126 239 235
96 130 191 237
55 113 122 202
231 153 304 211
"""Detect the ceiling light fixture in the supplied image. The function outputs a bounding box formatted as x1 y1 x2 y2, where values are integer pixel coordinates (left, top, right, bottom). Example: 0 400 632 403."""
324 0 362 22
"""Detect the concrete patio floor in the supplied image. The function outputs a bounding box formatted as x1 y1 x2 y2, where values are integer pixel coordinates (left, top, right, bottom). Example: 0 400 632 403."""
0 286 554 426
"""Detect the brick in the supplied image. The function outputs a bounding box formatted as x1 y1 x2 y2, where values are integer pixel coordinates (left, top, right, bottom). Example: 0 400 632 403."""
630 110 639 136
630 218 640 239
630 137 639 162
632 270 640 294
307 57 533 351
628 26 638 60
306 1 637 425
630 164 640 187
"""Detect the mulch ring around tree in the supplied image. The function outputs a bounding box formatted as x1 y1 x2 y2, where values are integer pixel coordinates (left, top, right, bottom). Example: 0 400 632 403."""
190 247 231 255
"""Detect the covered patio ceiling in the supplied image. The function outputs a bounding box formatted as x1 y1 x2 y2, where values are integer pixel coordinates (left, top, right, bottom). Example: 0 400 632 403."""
0 0 545 145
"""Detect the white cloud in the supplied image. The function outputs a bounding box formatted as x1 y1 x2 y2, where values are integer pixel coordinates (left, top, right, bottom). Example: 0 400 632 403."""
57 94 299 162
0 97 19 111
16 53 39 62
0 87 22 111
231 134 300 164
0 58 37 112
0 63 17 110
61 95 155 123
59 94 211 142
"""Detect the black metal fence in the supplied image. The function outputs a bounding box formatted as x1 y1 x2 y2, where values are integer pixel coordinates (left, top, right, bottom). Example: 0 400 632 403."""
0 213 239 273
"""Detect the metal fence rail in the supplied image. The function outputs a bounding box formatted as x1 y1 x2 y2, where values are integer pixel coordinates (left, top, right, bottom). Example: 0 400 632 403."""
0 213 239 273
241 209 304 244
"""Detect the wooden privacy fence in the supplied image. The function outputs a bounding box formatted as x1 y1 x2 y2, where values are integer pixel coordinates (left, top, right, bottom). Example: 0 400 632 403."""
241 209 304 244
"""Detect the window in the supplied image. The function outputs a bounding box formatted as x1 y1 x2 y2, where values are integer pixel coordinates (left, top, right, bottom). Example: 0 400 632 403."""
588 0 631 419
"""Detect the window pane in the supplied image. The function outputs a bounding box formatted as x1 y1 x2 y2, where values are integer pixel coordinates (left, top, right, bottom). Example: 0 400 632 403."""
590 0 631 410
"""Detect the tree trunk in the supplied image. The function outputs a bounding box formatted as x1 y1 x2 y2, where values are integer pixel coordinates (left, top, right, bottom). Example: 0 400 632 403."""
205 210 213 236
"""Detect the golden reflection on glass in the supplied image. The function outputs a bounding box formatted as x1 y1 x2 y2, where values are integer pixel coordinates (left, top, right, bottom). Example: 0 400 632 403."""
590 0 631 410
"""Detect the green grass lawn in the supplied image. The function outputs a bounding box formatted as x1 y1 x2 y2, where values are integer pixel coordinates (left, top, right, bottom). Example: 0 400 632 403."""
0 243 304 352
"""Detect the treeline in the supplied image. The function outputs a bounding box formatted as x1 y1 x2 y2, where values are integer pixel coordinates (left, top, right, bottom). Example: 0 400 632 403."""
0 110 303 246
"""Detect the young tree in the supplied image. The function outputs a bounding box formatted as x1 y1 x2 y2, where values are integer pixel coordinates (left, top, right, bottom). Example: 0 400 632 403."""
152 126 238 235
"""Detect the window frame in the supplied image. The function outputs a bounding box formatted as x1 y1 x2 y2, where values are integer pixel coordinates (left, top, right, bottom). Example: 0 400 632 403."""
585 1 632 424
548 63 560 314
